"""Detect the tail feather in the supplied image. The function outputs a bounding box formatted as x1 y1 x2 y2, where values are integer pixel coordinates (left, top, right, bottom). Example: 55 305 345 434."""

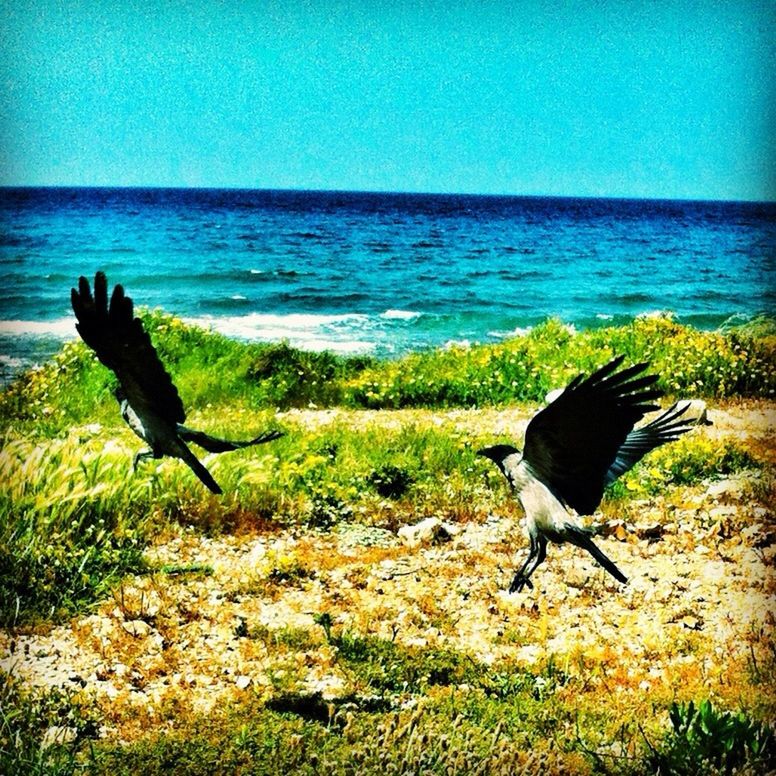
177 425 284 453
173 439 222 494
564 525 628 584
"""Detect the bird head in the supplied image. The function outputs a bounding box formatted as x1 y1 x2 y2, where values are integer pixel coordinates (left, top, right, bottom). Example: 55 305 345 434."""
476 444 521 469
113 385 126 404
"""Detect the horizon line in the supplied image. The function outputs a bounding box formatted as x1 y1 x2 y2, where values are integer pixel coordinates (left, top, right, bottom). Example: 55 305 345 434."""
1 183 774 207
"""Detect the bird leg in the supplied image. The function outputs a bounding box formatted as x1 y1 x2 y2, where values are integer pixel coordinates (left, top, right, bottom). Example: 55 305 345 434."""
133 449 154 470
509 534 547 593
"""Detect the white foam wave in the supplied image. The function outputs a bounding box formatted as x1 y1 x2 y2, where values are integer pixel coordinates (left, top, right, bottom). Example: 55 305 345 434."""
0 318 76 338
183 312 375 354
0 354 26 368
381 309 421 320
488 326 533 339
443 339 471 349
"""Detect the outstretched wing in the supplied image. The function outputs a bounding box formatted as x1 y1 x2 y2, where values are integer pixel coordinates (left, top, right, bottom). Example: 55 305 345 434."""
604 401 693 484
522 355 662 514
177 426 284 453
71 271 185 424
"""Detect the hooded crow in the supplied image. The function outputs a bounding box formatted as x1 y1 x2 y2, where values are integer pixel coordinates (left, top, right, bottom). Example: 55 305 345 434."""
478 356 695 592
71 271 283 494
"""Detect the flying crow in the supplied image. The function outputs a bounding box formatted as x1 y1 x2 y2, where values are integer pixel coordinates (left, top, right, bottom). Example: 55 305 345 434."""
71 271 283 494
478 356 695 592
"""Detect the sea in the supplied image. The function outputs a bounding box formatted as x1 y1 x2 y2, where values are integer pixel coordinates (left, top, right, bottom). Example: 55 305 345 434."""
1 187 774 385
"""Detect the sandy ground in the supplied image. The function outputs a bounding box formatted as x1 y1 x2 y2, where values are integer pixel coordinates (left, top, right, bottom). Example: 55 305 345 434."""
2 402 774 738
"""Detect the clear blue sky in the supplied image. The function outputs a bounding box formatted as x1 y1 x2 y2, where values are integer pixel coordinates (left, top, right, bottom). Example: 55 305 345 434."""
1 0 774 200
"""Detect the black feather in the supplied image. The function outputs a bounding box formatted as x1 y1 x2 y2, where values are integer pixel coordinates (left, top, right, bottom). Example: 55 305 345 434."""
523 356 670 514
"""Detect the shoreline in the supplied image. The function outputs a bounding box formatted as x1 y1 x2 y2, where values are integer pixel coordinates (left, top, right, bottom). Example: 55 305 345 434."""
1 309 774 389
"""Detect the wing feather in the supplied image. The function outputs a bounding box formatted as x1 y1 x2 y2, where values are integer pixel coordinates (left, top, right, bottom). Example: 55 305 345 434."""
604 402 694 484
71 271 185 424
523 356 663 514
176 426 284 452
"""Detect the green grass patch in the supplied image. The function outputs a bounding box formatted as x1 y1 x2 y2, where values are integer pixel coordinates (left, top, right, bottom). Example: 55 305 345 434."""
0 673 100 776
608 434 760 500
643 699 775 775
2 314 774 437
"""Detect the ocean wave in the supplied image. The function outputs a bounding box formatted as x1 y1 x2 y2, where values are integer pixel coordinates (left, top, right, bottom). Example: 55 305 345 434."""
0 354 26 368
380 309 422 320
488 326 533 339
183 312 375 355
0 318 75 337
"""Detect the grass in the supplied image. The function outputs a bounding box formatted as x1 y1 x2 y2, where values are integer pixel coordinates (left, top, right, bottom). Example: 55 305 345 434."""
2 313 774 437
4 660 774 775
1 314 774 772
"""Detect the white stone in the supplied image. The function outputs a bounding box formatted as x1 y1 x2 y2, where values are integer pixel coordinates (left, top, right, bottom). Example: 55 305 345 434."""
121 620 152 638
398 517 453 547
41 726 78 749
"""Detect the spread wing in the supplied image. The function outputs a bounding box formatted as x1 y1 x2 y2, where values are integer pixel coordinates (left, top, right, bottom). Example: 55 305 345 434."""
522 355 662 514
604 401 693 484
71 271 185 424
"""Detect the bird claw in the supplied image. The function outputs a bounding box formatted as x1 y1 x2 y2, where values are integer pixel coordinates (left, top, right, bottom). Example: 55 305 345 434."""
508 574 534 594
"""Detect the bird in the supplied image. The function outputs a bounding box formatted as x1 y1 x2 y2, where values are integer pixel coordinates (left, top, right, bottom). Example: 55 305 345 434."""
71 271 283 494
477 355 696 593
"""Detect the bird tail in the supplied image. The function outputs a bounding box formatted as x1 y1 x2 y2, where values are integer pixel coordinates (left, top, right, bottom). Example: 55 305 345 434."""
173 439 222 494
177 425 284 453
564 525 628 584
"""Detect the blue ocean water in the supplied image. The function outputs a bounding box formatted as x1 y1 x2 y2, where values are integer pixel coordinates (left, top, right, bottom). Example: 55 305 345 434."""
1 187 774 383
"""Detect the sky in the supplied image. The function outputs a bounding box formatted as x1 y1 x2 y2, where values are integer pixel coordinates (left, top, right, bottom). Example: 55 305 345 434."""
1 0 774 201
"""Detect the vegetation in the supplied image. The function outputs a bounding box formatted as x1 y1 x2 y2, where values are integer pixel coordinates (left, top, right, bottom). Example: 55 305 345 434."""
1 313 774 435
644 699 775 775
3 665 774 775
1 314 774 773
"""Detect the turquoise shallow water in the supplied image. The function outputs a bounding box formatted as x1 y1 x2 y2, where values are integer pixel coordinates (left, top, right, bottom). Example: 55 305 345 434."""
1 187 774 382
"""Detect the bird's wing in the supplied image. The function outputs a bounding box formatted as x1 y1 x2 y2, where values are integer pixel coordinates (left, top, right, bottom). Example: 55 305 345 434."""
522 355 662 514
177 426 284 453
604 401 693 484
71 272 185 424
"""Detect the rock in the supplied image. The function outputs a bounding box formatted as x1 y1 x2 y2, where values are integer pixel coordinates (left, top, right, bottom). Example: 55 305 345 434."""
121 620 152 638
41 726 78 749
235 675 252 690
707 479 745 500
635 522 665 541
398 517 456 547
676 399 712 426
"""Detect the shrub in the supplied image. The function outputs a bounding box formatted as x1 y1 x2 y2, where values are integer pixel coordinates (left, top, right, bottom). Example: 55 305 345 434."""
645 699 775 775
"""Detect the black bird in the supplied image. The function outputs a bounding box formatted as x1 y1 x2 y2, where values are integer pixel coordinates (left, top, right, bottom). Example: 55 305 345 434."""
71 271 283 494
478 356 695 592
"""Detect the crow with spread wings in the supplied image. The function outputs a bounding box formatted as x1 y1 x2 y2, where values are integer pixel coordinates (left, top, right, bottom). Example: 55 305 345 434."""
71 271 283 494
478 356 696 592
